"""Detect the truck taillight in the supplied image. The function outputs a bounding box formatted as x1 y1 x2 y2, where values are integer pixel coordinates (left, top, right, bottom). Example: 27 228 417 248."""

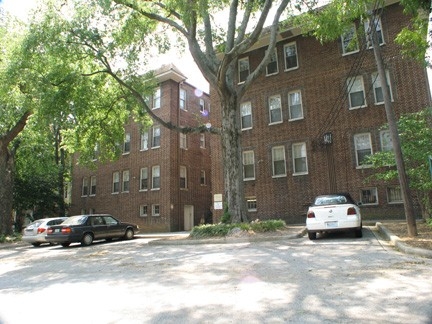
307 211 315 218
37 228 46 234
347 207 357 215
61 227 72 234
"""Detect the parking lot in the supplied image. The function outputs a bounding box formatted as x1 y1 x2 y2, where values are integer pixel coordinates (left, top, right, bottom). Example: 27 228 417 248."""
1 227 431 324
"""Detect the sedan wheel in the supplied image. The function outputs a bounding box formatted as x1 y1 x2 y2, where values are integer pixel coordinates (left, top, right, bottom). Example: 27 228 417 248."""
31 243 41 247
124 228 134 240
81 233 94 246
307 231 317 240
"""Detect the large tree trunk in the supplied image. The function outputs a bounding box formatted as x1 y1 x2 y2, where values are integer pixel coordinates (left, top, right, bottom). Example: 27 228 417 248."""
220 95 248 223
0 142 14 235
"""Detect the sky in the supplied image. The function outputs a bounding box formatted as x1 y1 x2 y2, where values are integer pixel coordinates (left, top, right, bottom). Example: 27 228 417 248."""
0 0 210 93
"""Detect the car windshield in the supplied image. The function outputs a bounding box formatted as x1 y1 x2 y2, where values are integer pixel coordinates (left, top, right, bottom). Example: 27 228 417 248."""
313 195 351 206
62 216 87 225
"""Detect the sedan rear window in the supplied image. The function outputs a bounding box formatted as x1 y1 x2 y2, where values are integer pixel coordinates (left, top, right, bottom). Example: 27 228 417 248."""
313 195 349 206
62 216 87 225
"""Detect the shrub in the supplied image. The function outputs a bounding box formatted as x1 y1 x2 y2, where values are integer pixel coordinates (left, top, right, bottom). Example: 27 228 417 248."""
189 219 286 238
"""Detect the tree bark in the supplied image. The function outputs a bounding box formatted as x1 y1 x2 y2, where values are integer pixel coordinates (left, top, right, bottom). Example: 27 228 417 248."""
0 110 32 235
0 142 14 235
220 94 248 223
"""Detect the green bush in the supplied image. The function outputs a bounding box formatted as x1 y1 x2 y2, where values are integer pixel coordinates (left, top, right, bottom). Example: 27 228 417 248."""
426 217 432 228
190 219 286 238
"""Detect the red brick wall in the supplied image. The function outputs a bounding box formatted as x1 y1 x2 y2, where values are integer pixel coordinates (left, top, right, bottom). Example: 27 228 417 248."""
70 79 212 232
210 3 431 224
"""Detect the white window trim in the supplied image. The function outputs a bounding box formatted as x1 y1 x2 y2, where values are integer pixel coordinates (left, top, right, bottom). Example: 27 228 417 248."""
140 205 148 217
283 42 299 72
360 187 379 205
268 95 283 125
243 150 256 181
266 49 279 76
341 24 360 56
123 133 131 155
81 177 89 197
288 90 304 121
140 132 149 151
372 70 393 105
240 102 253 130
292 142 308 175
238 57 250 84
139 167 148 192
347 76 367 110
180 165 187 189
152 88 161 109
151 165 161 190
365 16 385 48
112 171 120 194
272 146 287 178
246 197 257 212
354 133 373 168
90 176 96 196
387 187 403 204
122 170 130 193
179 88 187 111
152 204 160 217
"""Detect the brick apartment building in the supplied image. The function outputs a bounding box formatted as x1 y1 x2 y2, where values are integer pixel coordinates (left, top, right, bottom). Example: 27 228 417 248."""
70 64 213 232
210 1 431 224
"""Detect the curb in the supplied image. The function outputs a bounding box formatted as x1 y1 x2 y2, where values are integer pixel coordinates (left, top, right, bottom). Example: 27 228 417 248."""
376 222 432 259
148 227 307 245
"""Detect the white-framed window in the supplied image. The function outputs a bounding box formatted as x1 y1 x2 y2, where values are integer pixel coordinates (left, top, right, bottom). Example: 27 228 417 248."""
387 187 403 203
372 70 393 104
266 49 279 76
179 88 187 110
347 76 366 109
341 24 359 55
112 171 120 193
292 142 308 175
152 204 160 216
92 144 98 161
288 90 304 120
272 146 286 177
152 165 160 190
380 130 393 152
246 197 257 212
200 170 206 185
140 205 148 217
284 42 298 71
90 176 96 196
140 131 149 151
140 167 148 191
365 16 384 47
81 177 89 196
242 150 255 181
123 133 131 154
153 88 161 109
122 170 130 192
354 133 373 167
199 98 205 112
238 57 250 83
200 134 206 148
180 133 187 149
180 166 187 189
240 102 252 130
269 95 282 124
151 126 161 148
360 188 378 205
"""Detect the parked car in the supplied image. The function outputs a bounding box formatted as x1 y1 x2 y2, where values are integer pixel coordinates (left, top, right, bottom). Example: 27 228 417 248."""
306 193 362 240
22 217 68 247
45 214 139 247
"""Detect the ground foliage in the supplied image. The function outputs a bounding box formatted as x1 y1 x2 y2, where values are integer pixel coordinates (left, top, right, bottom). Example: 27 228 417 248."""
189 219 287 238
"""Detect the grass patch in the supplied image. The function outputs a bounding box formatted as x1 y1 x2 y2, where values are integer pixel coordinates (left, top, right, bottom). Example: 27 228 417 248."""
0 233 21 244
190 219 286 238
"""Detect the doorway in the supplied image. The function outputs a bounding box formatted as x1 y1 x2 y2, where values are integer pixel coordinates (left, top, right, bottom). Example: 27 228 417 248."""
184 205 194 231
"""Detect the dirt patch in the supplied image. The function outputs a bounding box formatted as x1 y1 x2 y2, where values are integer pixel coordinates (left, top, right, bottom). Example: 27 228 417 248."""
381 221 432 251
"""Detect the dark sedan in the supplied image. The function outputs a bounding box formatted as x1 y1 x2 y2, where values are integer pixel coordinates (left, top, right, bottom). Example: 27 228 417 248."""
46 214 139 247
